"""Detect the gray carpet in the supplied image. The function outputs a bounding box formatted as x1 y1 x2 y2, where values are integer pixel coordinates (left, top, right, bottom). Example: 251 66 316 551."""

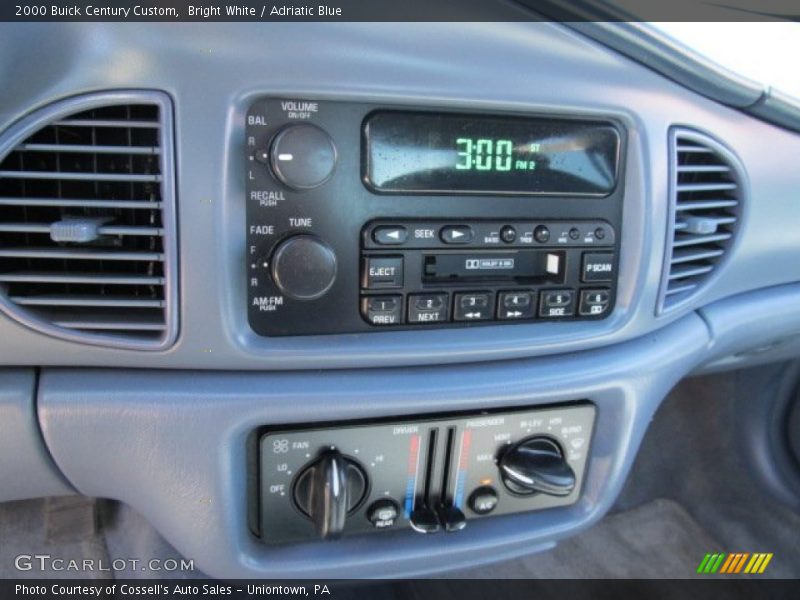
0 497 110 580
613 368 800 578
439 498 720 579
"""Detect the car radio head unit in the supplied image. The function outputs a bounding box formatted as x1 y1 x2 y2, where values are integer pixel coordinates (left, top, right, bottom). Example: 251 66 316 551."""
245 99 625 336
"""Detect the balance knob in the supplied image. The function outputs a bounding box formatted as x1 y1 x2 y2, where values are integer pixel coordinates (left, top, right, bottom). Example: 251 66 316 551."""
270 123 337 190
270 235 337 301
292 450 368 540
498 436 576 497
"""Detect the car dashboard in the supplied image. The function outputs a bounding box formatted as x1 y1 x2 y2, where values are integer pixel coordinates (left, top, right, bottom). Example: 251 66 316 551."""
0 20 799 580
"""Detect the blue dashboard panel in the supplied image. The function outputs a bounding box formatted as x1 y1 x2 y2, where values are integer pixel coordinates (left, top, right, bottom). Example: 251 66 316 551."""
0 19 798 582
0 22 796 369
38 313 709 579
0 369 74 502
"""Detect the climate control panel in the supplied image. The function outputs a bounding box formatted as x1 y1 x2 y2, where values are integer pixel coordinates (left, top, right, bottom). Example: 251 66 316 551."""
258 403 595 544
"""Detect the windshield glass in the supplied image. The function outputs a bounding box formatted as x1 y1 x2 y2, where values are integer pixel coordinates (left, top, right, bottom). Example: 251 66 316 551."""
651 23 800 101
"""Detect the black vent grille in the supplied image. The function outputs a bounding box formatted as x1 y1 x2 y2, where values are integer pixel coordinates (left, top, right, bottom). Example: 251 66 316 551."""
660 129 743 312
0 94 177 348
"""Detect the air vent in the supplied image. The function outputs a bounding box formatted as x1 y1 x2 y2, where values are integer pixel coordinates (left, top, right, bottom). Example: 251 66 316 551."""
658 128 745 313
0 92 177 349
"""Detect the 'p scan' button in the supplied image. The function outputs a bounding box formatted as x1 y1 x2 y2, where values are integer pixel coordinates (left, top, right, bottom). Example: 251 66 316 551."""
582 253 615 282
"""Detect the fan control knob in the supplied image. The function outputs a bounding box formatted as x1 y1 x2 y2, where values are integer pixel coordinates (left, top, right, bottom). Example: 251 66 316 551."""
498 436 576 497
292 449 368 540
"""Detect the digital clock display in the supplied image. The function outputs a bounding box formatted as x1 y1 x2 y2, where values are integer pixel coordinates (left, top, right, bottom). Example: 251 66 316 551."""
363 111 620 196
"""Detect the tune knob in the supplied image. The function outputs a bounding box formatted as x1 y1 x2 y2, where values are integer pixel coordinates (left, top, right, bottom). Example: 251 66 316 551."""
498 436 576 497
292 449 368 540
270 235 337 301
269 123 337 190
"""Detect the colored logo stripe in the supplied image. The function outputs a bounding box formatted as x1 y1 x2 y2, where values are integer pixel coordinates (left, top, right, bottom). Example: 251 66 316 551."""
720 553 749 573
745 553 773 574
697 552 773 575
697 553 727 574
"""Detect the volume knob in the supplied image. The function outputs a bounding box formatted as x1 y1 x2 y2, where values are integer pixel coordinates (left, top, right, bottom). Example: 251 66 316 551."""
270 235 337 301
270 123 337 190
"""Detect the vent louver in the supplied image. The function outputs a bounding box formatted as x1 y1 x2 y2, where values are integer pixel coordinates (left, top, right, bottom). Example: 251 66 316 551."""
658 128 744 313
0 92 177 349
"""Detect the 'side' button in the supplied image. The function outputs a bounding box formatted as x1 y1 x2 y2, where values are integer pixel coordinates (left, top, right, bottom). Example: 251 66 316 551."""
539 290 575 318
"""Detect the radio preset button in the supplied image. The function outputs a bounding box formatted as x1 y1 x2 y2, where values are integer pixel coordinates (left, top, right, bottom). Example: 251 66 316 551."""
372 226 408 245
440 225 474 244
361 295 402 325
582 253 615 282
408 293 449 323
363 256 404 289
539 290 576 318
269 123 337 190
579 289 611 316
453 292 494 321
497 291 536 320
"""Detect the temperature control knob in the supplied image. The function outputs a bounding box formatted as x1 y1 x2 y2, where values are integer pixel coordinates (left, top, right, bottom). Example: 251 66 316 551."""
270 123 337 190
498 436 576 497
270 235 337 301
292 450 368 540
